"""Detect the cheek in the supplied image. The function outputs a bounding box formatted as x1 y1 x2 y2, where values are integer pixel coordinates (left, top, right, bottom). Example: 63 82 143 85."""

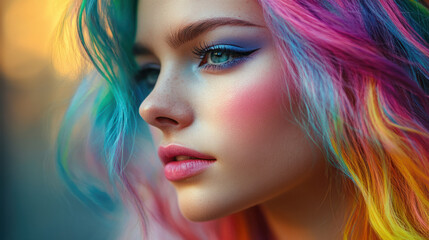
226 80 282 127
216 76 288 149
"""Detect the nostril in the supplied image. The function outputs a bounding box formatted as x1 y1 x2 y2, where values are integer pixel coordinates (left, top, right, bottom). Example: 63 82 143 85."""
155 116 179 125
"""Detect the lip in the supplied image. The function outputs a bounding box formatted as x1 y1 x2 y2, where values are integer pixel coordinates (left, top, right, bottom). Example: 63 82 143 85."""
158 144 216 166
158 144 217 181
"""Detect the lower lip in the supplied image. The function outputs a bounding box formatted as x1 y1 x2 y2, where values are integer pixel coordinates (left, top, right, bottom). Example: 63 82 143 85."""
164 159 215 181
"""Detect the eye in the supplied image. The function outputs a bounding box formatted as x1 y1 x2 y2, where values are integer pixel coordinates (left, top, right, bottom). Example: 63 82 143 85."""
205 50 234 65
134 64 160 89
194 44 259 71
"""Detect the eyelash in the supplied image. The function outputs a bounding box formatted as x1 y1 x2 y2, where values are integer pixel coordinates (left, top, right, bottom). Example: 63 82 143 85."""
134 43 259 87
192 42 259 71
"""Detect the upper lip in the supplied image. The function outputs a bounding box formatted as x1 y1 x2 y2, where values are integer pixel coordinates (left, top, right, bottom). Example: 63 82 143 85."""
158 144 216 165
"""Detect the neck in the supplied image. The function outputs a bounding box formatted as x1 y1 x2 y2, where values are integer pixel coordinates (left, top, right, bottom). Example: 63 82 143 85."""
260 162 354 240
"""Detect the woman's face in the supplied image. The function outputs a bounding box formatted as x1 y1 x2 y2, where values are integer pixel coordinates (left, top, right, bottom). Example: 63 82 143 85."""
136 0 324 221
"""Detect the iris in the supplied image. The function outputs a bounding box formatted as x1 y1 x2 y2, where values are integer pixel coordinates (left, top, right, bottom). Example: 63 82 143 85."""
209 50 231 64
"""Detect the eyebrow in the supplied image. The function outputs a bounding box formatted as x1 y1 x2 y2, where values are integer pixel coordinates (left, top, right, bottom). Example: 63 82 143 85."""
133 17 262 55
168 17 262 48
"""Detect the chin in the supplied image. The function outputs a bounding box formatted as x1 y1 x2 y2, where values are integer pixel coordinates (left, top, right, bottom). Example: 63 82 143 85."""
175 192 239 222
178 199 230 222
176 190 258 222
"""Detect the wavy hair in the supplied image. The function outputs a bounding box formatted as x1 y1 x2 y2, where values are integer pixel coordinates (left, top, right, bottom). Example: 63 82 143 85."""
57 0 429 239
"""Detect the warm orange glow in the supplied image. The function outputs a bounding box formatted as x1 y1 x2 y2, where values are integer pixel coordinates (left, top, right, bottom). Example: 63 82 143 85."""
1 0 85 81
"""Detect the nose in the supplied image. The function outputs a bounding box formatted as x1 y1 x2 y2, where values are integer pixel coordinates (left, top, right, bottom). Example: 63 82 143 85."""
139 76 194 134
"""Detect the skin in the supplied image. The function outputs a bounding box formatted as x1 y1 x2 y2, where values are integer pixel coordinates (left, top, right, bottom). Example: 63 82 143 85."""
136 0 352 239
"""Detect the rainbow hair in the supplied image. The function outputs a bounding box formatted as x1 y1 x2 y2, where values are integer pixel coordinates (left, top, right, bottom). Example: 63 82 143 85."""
57 0 429 239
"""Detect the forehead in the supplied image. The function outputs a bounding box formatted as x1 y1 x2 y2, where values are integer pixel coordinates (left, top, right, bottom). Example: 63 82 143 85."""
136 0 266 46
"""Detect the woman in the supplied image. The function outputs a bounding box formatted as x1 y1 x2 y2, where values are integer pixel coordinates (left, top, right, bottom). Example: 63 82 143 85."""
58 0 429 239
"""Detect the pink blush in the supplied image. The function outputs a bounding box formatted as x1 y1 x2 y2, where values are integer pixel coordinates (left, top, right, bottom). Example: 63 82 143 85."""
219 76 287 141
228 80 283 122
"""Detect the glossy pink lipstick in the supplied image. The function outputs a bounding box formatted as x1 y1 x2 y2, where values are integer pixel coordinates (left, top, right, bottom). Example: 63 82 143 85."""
158 145 216 181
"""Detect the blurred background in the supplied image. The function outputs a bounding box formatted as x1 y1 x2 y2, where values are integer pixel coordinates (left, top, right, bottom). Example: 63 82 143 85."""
1 0 120 239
